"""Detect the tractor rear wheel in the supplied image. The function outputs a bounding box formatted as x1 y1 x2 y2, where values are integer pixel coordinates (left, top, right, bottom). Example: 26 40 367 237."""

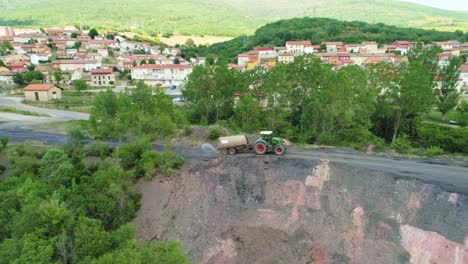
220 149 228 155
255 142 267 155
274 145 285 156
228 148 237 155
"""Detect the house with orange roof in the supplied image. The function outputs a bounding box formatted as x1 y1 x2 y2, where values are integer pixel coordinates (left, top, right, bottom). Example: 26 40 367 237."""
91 68 115 86
24 84 63 101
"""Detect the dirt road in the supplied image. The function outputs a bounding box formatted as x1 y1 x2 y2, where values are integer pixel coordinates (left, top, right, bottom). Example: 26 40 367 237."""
0 96 89 129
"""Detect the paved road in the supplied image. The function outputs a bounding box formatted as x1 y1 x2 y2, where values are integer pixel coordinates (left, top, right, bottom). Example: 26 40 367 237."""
1 127 467 195
0 96 89 129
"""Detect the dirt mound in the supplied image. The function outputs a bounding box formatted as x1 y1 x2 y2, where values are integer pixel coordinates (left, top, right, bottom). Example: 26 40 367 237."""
134 156 468 264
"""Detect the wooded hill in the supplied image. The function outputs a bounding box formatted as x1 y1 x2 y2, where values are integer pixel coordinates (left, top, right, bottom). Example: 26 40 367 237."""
183 17 467 61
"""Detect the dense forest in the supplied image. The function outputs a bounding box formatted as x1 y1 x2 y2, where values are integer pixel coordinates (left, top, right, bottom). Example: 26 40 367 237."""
181 17 468 61
0 139 188 263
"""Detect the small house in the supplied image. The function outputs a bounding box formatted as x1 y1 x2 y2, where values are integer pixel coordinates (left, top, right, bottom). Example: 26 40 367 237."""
91 68 115 86
24 84 63 102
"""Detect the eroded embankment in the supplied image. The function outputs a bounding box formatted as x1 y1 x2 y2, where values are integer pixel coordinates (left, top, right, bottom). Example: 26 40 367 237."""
134 156 468 264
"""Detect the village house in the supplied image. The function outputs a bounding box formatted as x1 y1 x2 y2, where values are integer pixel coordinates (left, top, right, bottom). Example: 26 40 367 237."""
458 64 468 93
91 68 115 86
1 54 29 64
52 60 99 72
362 41 378 52
437 53 453 67
0 26 15 37
70 70 83 82
0 71 14 86
274 47 288 54
8 61 29 72
322 42 344 53
131 64 192 88
13 33 47 44
46 28 64 36
257 47 276 59
238 54 250 67
344 44 361 53
278 53 295 64
30 54 51 65
286 41 313 54
24 84 63 102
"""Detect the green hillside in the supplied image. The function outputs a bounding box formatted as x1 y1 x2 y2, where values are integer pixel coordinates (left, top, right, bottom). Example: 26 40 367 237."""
1 0 468 36
184 17 467 61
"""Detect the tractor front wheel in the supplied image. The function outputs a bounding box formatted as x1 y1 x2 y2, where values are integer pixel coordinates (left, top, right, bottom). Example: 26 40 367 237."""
255 142 267 155
274 145 285 156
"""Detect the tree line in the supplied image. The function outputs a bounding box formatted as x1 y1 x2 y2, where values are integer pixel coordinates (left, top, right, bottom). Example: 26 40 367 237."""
183 44 468 154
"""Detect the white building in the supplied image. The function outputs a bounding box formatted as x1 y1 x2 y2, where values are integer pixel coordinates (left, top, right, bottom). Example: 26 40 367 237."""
131 64 192 87
459 64 468 93
30 54 51 65
238 54 250 67
51 60 100 72
286 41 313 54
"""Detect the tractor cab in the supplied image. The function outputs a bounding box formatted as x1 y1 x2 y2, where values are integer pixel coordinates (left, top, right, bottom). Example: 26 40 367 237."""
254 131 286 156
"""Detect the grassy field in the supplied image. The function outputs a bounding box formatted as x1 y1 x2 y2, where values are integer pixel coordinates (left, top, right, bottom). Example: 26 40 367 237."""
2 0 467 36
24 91 96 113
0 105 50 117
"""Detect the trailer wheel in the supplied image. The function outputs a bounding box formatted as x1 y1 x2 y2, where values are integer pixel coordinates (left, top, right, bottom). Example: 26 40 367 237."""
274 145 285 156
220 149 228 155
228 148 237 155
255 142 267 155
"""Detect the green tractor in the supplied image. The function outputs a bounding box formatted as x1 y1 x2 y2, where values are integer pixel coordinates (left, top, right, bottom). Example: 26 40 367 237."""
254 131 286 156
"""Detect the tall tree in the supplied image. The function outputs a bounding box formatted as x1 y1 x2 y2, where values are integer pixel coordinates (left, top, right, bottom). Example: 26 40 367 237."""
435 56 461 120
88 28 99 39
54 70 63 84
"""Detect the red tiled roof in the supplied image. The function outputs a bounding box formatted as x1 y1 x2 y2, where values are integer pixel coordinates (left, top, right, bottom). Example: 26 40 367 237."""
257 47 274 51
9 61 28 67
132 64 192 70
322 42 343 46
460 64 468 73
24 84 61 91
91 68 113 74
51 59 97 64
286 41 312 46
238 54 249 57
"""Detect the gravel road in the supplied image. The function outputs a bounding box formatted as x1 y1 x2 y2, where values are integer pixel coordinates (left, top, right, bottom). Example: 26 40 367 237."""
1 127 467 195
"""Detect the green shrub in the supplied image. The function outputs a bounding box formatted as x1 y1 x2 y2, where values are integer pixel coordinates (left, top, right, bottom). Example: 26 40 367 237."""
415 123 468 154
391 135 413 153
424 146 445 157
208 127 223 140
113 140 151 169
84 143 111 158
183 126 193 136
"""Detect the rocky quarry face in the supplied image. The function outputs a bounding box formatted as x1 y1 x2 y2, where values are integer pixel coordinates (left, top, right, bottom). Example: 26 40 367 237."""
134 156 468 264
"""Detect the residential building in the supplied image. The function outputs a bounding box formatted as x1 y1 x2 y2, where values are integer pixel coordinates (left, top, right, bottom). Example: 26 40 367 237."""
51 60 99 71
344 44 361 53
24 84 63 101
0 26 14 37
0 71 14 86
91 68 115 86
9 61 28 72
322 42 343 53
31 54 51 65
131 64 192 87
238 54 250 67
278 53 295 64
459 64 468 93
362 41 378 52
70 70 83 82
286 41 313 54
257 47 276 59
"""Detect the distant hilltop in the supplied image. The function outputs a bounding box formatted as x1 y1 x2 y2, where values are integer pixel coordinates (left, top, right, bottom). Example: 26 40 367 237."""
1 0 468 36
